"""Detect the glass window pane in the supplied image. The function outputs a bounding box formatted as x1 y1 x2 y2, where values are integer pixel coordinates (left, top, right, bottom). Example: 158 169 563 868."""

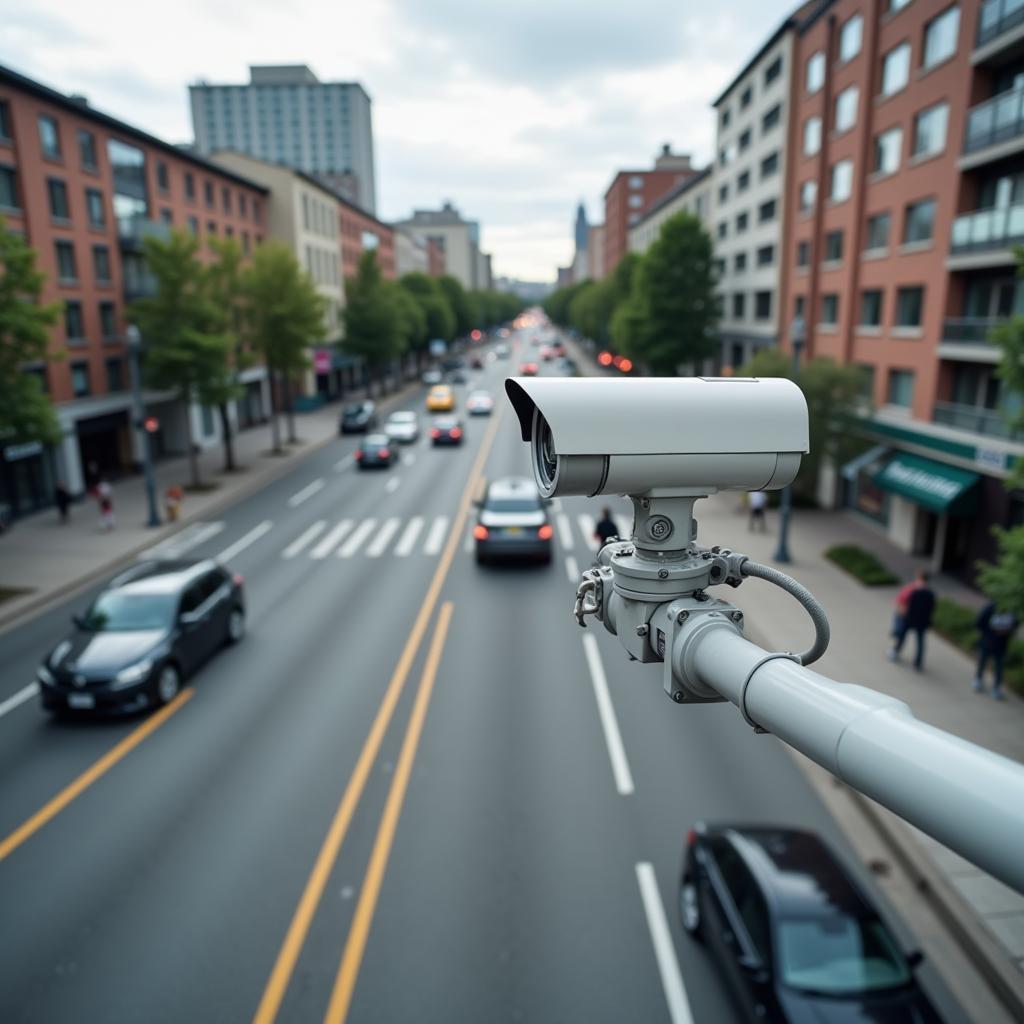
882 44 911 96
924 7 960 68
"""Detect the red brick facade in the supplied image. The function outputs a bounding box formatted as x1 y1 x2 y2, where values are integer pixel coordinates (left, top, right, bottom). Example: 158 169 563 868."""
338 198 395 280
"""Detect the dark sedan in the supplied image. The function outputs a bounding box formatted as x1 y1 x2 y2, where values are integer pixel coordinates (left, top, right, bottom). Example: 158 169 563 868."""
680 824 940 1023
339 401 377 434
431 416 464 446
474 477 552 565
355 433 397 468
38 560 245 715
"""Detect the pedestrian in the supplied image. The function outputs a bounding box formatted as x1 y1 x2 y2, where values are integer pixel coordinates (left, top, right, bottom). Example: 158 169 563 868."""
165 484 183 523
54 482 71 524
593 507 620 547
748 490 767 532
889 569 935 670
890 576 918 641
973 602 1019 701
96 478 115 532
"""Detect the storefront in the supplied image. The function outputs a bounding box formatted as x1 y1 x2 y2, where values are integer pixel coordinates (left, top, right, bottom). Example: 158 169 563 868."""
75 410 132 487
0 440 56 517
313 349 362 403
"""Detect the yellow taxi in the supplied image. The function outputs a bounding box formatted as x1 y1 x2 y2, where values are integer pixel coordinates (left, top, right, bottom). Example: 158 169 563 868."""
426 384 455 412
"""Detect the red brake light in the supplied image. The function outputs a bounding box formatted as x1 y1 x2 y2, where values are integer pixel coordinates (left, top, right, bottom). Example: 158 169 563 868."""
473 524 489 540
378 448 390 458
598 351 613 366
355 449 364 460
431 428 440 439
232 573 244 587
538 524 553 540
612 355 624 369
449 427 462 439
619 358 633 373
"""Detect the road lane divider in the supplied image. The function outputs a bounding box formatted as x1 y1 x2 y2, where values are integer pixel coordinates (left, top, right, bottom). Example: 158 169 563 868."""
582 634 635 796
217 521 274 563
636 863 694 1024
282 521 328 560
323 602 454 1024
0 682 39 720
252 406 504 1024
385 477 400 494
423 516 449 556
311 520 354 560
0 690 193 864
556 514 574 550
366 518 401 558
334 455 354 473
337 519 377 558
288 479 325 508
393 517 424 557
565 555 579 586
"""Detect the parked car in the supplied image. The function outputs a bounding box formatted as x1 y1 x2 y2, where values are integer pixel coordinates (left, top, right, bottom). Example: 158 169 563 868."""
679 824 940 1023
421 369 443 386
519 362 539 376
339 401 377 434
355 433 397 469
430 416 464 446
474 477 552 565
466 390 494 416
426 385 456 412
385 410 420 443
38 559 245 715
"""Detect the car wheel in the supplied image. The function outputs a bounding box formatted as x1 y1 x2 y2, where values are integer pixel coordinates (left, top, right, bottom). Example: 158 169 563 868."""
154 663 182 706
226 606 245 645
680 877 703 939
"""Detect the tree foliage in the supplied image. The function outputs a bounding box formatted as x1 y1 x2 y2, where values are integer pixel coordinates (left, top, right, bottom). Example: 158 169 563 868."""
344 251 403 392
470 289 523 328
437 275 474 338
400 272 456 345
990 245 1024 489
977 527 1024 619
0 218 62 446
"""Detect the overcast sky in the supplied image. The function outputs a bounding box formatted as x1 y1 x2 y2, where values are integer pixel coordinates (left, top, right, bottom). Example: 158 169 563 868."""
0 0 790 282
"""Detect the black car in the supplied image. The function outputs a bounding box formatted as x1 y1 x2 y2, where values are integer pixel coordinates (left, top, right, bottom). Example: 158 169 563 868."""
355 432 397 468
680 824 939 1023
339 401 377 434
38 560 245 715
474 477 552 565
431 416 464 446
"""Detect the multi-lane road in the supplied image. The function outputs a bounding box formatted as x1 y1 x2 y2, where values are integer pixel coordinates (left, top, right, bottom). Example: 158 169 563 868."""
0 327 966 1023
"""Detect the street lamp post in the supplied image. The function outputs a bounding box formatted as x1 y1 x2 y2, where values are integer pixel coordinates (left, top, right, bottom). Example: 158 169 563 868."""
773 315 807 564
126 324 161 528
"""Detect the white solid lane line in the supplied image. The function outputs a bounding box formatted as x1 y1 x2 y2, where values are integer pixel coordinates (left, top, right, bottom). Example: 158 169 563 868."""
385 476 401 493
0 682 39 720
393 517 424 557
581 633 634 796
282 520 327 559
565 555 579 585
141 520 226 560
636 863 695 1024
579 514 598 551
311 519 353 559
423 516 449 556
556 514 574 550
217 520 273 563
334 454 354 473
367 517 402 557
338 518 378 558
288 478 325 508
402 453 416 467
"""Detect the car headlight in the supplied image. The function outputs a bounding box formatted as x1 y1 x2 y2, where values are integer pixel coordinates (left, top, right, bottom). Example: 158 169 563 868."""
37 665 55 686
112 659 154 688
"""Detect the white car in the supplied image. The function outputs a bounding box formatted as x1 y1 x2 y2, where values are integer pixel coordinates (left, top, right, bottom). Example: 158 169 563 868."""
421 369 443 386
466 390 494 416
385 410 420 443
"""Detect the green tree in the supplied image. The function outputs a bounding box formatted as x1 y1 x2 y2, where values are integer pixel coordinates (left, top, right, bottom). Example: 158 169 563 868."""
977 528 1024 620
0 218 62 448
130 231 230 488
244 240 326 453
437 275 474 338
543 282 588 328
990 246 1024 489
619 212 718 374
401 272 456 349
343 251 403 396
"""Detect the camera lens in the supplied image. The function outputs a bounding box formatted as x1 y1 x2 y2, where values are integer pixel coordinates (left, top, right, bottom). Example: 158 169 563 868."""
533 410 558 490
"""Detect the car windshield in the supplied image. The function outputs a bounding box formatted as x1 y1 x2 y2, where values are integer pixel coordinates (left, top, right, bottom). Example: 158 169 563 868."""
81 591 177 632
389 412 415 423
365 434 390 446
487 497 540 513
345 405 368 417
777 915 911 996
469 392 490 401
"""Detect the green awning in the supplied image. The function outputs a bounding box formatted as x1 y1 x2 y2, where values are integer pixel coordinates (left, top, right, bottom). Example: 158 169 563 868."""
873 452 979 514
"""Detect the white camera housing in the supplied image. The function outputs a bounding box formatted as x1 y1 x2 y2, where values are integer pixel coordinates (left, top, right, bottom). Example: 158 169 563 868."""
505 376 809 498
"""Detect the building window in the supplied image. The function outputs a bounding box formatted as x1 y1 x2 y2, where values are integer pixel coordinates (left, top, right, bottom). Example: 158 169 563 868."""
804 116 822 156
757 244 775 266
758 199 777 223
78 129 97 170
800 180 817 212
204 180 214 206
718 183 729 203
733 293 746 318
222 186 232 213
830 160 853 202
903 197 936 244
157 208 171 225
762 104 781 133
912 102 949 158
794 295 807 321
839 13 863 62
736 211 749 233
55 240 77 282
873 127 903 175
85 187 105 228
721 108 731 129
628 175 643 189
764 56 783 87
755 291 773 320
739 129 752 152
239 193 248 217
796 240 811 267
889 0 911 12
99 301 117 338
923 6 960 69
242 231 250 254
0 165 17 210
187 215 198 235
737 170 750 192
734 252 748 272
628 193 643 208
807 51 825 94
157 161 169 192
824 230 844 262
47 178 70 220
38 115 61 159
760 152 779 178
0 100 10 141
93 245 111 283
64 301 84 341
740 85 753 109
860 289 884 326
857 365 875 401
866 211 891 250
207 220 217 234
882 43 911 97
71 361 91 397
887 369 914 407
895 286 924 326
718 221 728 240
185 172 195 200
821 294 839 325
105 356 125 392
835 86 859 133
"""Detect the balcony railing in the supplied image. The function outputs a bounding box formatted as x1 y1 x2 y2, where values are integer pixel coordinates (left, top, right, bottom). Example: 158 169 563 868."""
977 0 1024 48
964 87 1024 153
941 317 1003 343
950 203 1024 254
933 401 1019 439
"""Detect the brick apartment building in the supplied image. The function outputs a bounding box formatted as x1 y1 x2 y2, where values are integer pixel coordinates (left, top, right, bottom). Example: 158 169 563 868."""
781 0 1024 579
338 197 395 280
602 146 699 275
0 63 269 515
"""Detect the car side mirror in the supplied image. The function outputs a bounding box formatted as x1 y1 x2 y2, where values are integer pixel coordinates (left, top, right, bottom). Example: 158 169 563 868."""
906 950 924 970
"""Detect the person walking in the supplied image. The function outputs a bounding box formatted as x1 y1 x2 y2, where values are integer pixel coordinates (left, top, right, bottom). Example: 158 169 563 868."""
973 602 1019 701
889 569 935 670
54 482 71 524
96 478 115 532
748 490 767 532
593 508 620 547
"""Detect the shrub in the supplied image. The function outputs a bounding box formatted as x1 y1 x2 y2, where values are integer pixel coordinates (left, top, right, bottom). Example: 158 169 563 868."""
824 545 900 586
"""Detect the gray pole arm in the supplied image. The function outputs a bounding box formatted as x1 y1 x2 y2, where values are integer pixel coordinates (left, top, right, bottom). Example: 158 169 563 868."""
690 625 1024 894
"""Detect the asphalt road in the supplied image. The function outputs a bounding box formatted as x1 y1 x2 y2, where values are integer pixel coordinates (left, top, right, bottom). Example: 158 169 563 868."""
0 327 968 1023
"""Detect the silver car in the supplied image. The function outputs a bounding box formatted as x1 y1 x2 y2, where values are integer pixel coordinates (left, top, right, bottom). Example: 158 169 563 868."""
474 477 552 565
385 410 420 443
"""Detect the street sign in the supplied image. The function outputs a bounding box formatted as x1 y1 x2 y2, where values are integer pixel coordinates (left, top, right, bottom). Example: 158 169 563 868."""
313 349 332 374
429 339 447 357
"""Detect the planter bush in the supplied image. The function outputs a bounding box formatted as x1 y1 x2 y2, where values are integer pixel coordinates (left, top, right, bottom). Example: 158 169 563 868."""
824 544 899 586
